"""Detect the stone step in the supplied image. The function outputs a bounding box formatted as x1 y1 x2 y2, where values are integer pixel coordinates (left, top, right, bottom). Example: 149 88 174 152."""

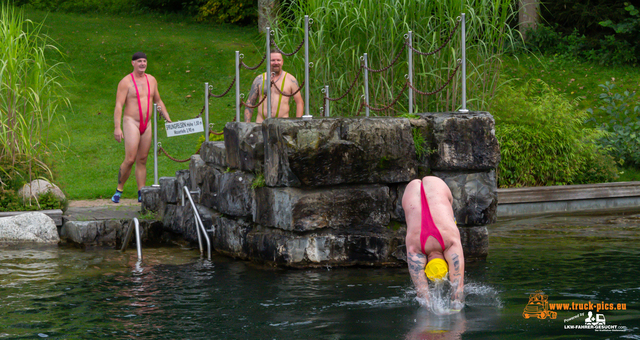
0 209 63 226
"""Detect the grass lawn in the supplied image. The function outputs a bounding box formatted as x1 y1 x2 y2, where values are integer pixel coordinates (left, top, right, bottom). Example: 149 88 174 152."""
501 53 640 116
24 9 265 199
19 10 640 198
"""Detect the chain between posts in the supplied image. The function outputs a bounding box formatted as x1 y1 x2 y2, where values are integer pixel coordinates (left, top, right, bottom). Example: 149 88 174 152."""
240 53 267 70
325 64 363 102
363 43 407 73
209 78 236 98
271 80 305 97
359 81 409 112
271 38 305 57
241 93 268 109
158 144 199 163
408 60 462 96
406 17 462 56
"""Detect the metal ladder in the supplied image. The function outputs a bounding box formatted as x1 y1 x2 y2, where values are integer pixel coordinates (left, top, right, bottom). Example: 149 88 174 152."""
182 186 212 260
121 217 143 260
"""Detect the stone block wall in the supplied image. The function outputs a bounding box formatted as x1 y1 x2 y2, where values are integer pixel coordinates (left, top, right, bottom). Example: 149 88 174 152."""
141 112 500 267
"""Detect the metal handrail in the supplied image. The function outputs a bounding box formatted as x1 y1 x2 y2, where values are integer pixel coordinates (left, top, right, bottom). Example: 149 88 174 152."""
121 217 143 261
182 186 212 260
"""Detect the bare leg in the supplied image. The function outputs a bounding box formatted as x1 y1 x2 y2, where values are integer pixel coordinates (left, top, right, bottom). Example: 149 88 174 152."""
135 126 153 190
117 119 142 191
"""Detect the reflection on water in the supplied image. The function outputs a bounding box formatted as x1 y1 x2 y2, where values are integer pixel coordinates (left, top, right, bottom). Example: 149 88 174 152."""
0 213 639 339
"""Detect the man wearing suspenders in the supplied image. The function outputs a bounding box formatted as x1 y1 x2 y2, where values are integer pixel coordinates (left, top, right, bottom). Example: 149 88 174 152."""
244 51 304 123
111 52 172 203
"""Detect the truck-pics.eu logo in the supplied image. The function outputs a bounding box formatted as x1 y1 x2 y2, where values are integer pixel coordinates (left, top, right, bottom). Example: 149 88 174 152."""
522 290 628 332
523 291 557 319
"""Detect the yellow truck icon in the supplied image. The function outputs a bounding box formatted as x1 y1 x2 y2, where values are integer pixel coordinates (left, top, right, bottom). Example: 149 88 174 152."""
523 291 558 319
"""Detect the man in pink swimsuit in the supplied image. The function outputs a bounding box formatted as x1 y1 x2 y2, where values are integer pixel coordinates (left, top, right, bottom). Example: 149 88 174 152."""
112 52 172 203
403 176 465 308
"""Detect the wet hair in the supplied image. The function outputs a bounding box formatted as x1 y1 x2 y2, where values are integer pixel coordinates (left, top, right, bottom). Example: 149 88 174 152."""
132 52 147 61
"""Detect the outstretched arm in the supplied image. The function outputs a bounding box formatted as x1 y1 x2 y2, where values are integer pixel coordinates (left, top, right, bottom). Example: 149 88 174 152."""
152 76 172 122
244 75 262 122
407 249 429 301
444 241 465 305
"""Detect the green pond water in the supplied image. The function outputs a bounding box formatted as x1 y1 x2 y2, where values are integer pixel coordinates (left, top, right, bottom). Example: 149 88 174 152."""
1 213 639 339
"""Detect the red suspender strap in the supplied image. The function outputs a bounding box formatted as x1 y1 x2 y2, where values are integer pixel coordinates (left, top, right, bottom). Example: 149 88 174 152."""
130 73 151 134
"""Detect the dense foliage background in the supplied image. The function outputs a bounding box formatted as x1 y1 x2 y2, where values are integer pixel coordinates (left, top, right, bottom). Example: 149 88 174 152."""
2 0 639 198
14 0 258 24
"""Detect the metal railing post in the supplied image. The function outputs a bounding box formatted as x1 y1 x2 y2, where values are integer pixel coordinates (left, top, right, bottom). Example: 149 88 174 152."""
235 51 241 122
363 53 370 117
133 218 143 261
266 27 272 119
302 15 312 120
460 13 469 113
407 31 414 115
204 82 210 141
324 85 329 117
153 104 159 186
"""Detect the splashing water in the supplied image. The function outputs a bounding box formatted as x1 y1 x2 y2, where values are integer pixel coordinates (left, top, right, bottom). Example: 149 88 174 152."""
414 278 502 314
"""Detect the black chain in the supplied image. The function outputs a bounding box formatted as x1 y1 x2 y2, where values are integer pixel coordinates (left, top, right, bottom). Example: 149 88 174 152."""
362 81 409 112
406 18 462 56
210 78 236 98
271 80 305 97
241 94 268 109
159 146 197 163
363 43 407 73
271 38 305 57
325 65 363 102
240 53 267 70
408 61 461 96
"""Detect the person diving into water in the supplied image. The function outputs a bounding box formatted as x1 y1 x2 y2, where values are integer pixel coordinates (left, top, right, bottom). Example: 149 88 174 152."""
403 176 465 310
112 52 172 203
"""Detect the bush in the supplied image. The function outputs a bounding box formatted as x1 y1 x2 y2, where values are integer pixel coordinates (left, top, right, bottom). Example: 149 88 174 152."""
491 79 618 188
0 189 65 212
587 81 640 167
195 0 257 25
524 2 640 66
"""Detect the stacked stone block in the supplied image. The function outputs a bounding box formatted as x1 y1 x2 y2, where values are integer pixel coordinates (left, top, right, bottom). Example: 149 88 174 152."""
142 112 500 267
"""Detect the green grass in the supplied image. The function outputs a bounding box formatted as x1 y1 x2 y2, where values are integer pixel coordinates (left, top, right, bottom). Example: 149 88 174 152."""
23 9 264 199
502 53 640 114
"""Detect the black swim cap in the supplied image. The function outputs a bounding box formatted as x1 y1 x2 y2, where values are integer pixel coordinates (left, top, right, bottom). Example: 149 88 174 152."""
132 52 147 61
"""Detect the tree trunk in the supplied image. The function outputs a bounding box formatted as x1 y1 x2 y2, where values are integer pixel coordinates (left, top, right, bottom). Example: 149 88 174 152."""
258 0 278 33
519 0 540 40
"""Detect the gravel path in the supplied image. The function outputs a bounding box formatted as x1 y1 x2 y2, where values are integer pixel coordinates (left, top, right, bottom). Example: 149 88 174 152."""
68 199 139 208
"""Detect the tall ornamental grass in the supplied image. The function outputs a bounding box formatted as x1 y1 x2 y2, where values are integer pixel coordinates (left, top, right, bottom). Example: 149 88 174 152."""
270 0 519 115
0 4 69 187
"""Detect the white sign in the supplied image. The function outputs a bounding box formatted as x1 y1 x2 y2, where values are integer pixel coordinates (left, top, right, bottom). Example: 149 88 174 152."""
165 118 204 137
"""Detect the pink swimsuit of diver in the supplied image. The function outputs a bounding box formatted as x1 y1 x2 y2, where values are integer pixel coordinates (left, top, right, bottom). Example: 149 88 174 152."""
420 184 446 254
130 73 150 134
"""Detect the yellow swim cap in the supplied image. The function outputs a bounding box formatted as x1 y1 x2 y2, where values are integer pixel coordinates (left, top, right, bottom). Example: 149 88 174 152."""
425 258 448 281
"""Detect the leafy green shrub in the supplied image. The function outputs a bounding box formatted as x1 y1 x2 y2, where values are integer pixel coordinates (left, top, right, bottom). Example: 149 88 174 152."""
524 2 640 66
0 189 65 212
587 81 640 167
492 80 618 188
195 0 257 25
